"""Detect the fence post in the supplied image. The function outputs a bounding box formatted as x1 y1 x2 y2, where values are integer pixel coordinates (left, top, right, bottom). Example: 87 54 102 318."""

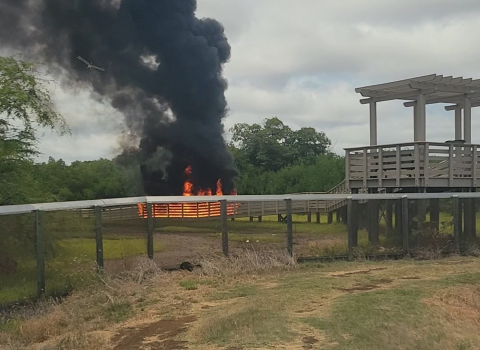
401 196 410 255
95 206 104 270
347 197 357 253
35 210 45 299
220 200 229 256
147 203 154 259
453 196 461 254
286 198 293 257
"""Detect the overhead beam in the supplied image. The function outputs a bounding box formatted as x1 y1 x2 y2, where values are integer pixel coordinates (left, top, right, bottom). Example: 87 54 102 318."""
445 101 480 111
355 74 437 96
360 88 435 104
404 91 480 107
409 81 480 94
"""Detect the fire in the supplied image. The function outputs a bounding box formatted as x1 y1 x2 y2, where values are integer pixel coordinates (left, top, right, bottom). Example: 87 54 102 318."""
138 165 239 219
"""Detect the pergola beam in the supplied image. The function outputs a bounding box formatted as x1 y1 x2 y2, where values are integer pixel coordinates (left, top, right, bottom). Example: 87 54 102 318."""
445 101 480 111
360 89 435 104
409 81 480 94
355 74 437 96
403 92 480 107
356 74 480 144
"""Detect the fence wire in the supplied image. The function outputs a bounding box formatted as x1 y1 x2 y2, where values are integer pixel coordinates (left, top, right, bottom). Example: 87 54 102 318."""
1 195 480 306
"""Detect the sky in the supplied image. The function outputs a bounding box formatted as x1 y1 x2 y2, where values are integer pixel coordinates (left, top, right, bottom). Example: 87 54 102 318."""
31 0 480 163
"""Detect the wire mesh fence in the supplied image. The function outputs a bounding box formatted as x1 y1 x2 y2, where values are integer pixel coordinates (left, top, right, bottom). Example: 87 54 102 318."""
1 193 480 306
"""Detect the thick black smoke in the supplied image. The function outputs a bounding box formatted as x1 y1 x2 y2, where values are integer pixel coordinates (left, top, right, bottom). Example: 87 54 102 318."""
0 0 238 195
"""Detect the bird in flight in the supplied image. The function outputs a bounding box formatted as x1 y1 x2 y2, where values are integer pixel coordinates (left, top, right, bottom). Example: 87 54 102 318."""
77 56 105 71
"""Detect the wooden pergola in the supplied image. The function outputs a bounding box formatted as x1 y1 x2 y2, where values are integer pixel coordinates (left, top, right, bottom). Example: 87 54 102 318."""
356 74 480 145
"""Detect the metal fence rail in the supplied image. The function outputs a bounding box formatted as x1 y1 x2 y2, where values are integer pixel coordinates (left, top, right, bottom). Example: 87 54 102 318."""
1 193 480 305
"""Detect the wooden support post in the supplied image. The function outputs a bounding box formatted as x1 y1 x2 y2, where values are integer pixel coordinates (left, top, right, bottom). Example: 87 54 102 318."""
250 216 254 222
278 214 283 223
328 212 333 224
465 98 472 143
417 189 427 225
395 199 402 237
455 108 462 140
336 211 341 223
453 196 461 254
35 210 45 299
402 197 410 255
258 216 262 223
429 198 440 233
147 203 154 259
316 212 321 224
307 212 312 223
472 198 477 239
367 199 380 245
464 194 477 241
95 206 104 270
464 197 473 241
347 198 358 252
386 201 393 236
286 199 293 257
220 200 229 256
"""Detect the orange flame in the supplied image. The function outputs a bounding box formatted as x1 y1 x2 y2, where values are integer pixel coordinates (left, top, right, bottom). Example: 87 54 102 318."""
138 165 238 219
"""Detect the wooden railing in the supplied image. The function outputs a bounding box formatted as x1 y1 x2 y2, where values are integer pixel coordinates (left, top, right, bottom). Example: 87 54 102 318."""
346 141 480 188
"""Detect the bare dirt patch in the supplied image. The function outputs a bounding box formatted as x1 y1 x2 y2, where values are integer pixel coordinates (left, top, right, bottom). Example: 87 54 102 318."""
113 316 196 350
336 278 393 293
302 335 319 349
330 267 387 278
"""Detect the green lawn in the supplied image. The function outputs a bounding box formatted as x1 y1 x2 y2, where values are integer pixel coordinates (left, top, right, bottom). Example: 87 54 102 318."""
0 236 164 305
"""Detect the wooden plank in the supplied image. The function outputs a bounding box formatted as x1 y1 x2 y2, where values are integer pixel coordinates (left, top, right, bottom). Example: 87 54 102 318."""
396 145 401 187
424 143 430 186
449 144 454 187
363 149 368 187
346 152 351 181
474 146 478 187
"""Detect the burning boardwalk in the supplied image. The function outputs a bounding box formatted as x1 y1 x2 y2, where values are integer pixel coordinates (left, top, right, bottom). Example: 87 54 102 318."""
138 165 239 219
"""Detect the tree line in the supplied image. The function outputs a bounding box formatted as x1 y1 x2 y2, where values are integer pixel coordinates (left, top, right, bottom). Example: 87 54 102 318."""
0 55 345 206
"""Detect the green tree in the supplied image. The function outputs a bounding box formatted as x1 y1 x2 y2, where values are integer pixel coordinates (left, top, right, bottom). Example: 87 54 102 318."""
230 117 331 172
0 55 68 205
0 55 68 274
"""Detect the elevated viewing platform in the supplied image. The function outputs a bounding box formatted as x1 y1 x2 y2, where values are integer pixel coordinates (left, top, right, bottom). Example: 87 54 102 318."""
348 74 480 191
346 141 480 189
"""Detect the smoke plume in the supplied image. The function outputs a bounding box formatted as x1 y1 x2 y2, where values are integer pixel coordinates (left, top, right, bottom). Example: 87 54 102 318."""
0 0 238 195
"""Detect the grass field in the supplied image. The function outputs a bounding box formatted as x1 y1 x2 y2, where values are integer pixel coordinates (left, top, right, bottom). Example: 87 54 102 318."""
0 209 468 307
2 254 480 349
0 236 164 305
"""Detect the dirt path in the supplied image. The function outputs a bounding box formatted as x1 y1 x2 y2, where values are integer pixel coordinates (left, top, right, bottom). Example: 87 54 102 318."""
113 316 196 350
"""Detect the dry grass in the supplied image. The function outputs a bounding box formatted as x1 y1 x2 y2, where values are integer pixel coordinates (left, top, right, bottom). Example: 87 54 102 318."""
3 254 480 350
197 247 297 277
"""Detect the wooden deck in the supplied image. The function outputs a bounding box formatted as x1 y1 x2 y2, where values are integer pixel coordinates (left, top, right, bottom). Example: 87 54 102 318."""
346 141 480 189
80 181 355 222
